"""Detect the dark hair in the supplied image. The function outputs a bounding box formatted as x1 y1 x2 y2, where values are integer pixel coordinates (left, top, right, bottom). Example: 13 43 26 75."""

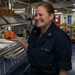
37 2 54 14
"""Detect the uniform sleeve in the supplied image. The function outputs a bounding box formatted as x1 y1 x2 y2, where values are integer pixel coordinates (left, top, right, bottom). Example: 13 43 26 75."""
28 26 38 44
28 26 35 44
54 35 72 71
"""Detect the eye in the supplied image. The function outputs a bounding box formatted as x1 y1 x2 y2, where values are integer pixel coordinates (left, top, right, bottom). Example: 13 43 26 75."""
34 14 37 17
39 13 43 16
34 13 43 17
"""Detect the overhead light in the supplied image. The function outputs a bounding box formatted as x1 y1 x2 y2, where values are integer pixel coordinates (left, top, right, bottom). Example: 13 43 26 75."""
73 4 75 6
42 0 49 2
72 9 75 11
55 12 62 14
54 10 58 12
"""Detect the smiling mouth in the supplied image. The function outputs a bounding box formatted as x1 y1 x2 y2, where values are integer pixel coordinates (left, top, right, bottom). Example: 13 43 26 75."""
36 20 44 23
36 22 43 24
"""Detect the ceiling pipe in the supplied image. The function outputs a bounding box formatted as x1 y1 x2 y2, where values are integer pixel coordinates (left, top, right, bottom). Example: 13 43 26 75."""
16 0 31 7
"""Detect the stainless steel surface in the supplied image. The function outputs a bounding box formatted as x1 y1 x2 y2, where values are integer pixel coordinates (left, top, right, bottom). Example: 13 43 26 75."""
2 22 28 27
0 44 10 49
14 48 25 56
0 41 21 57
0 38 15 44
0 17 7 25
0 45 12 57
4 46 26 59
5 46 23 55
0 38 15 50
2 14 26 24
2 41 24 59
0 14 28 35
0 13 27 60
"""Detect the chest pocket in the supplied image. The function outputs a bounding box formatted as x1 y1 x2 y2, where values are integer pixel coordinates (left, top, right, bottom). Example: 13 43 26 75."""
40 46 50 53
39 38 55 55
40 46 53 56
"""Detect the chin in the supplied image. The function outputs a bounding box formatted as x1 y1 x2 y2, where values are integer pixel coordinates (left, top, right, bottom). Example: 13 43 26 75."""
36 24 43 28
36 25 41 28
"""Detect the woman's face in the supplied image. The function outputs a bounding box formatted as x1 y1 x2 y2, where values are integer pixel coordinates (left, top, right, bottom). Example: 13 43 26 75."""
34 6 54 28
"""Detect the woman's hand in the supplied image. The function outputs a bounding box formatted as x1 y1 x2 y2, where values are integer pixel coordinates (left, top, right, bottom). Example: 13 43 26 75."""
10 35 21 42
59 69 68 75
11 35 28 50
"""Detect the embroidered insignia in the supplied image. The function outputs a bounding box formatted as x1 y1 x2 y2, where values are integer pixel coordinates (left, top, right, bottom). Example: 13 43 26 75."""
41 47 43 50
34 30 36 33
44 48 49 51
48 33 51 36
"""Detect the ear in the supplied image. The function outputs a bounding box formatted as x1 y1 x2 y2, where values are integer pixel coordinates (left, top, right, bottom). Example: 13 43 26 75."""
49 13 54 20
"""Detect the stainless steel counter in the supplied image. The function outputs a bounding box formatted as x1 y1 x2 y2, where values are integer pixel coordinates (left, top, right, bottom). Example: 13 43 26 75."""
0 38 28 75
0 38 27 59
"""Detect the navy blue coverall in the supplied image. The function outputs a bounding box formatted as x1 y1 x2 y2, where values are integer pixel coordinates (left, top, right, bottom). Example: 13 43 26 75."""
27 22 72 75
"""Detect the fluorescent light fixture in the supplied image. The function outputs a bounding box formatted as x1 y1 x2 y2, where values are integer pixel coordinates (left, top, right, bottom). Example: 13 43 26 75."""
55 12 62 14
42 0 49 2
72 9 75 11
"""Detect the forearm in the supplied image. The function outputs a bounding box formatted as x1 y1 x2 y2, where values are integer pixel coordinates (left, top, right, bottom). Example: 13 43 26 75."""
59 69 68 75
18 38 28 50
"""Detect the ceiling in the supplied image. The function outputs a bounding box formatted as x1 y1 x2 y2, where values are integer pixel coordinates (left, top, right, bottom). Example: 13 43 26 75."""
12 0 75 13
14 0 71 4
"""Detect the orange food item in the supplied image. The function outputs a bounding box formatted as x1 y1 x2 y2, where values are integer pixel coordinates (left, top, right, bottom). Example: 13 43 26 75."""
10 32 14 39
5 31 14 39
5 35 9 39
5 32 10 39
5 32 10 35
10 35 14 39
10 32 14 35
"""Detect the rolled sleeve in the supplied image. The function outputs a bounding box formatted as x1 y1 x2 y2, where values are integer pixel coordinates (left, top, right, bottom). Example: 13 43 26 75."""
57 61 72 70
55 35 72 71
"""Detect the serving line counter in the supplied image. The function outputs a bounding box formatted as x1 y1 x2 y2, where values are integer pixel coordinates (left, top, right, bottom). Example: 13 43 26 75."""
0 38 29 75
0 14 31 75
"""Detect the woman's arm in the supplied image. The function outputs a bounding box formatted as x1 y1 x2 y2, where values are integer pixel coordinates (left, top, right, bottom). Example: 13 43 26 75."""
18 37 28 50
11 36 28 50
54 35 72 74
59 69 68 75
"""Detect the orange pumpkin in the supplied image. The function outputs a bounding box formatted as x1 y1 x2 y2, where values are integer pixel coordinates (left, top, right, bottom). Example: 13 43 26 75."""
5 32 10 35
10 32 14 39
5 32 10 39
5 31 14 39
5 35 9 39
10 32 14 35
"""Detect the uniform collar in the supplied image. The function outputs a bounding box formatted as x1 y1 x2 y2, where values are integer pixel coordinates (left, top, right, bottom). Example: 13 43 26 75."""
43 22 57 38
31 22 57 46
32 22 57 38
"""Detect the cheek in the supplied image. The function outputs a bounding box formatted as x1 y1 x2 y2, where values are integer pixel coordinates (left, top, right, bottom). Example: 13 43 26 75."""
43 15 50 20
46 16 51 21
44 18 50 23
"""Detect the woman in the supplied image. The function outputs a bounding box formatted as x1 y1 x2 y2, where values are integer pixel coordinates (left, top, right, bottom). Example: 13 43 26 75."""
12 2 72 75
